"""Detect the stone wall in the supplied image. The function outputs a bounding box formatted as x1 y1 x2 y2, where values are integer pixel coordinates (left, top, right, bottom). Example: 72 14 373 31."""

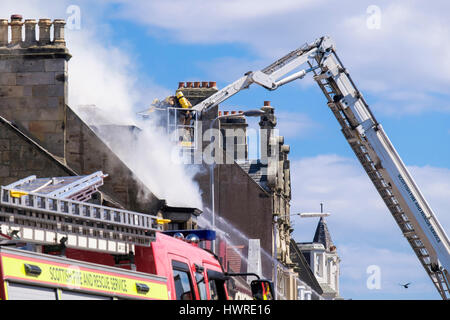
0 15 163 214
65 107 162 213
187 100 276 279
0 16 70 158
0 117 73 186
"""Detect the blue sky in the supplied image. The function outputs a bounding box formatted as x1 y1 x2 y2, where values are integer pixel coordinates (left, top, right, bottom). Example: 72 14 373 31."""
3 0 449 300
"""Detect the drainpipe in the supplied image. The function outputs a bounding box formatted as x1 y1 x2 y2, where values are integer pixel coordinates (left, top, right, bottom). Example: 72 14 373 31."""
209 109 267 254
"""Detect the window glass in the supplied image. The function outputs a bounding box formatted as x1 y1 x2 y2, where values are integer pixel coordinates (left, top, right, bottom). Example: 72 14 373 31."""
207 269 228 300
195 272 207 300
172 261 194 300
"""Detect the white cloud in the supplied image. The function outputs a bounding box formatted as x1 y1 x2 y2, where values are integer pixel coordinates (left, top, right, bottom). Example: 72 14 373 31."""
290 154 450 240
195 56 265 84
291 154 388 238
289 154 450 298
108 0 324 44
67 29 171 124
108 0 450 115
275 111 319 140
338 244 439 299
408 165 450 225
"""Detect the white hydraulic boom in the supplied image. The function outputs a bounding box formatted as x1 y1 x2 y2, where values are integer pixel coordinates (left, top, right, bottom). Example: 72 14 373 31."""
191 36 450 299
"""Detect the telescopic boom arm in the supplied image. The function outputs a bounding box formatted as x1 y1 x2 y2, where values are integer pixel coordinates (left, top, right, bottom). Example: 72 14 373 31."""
191 36 450 299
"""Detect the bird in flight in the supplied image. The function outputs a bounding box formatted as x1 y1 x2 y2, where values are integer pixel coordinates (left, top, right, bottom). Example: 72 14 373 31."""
399 282 411 289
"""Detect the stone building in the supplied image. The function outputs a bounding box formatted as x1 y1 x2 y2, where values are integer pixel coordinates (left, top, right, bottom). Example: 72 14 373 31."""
297 217 341 299
174 83 313 299
0 14 337 299
0 15 198 229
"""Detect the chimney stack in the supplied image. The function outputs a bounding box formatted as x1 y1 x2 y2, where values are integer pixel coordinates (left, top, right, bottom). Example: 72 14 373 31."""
0 15 71 158
177 80 219 107
0 16 67 47
259 100 277 171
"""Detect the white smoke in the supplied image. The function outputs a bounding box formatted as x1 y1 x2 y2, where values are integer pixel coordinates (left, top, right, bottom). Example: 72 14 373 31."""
92 114 205 210
0 0 204 209
61 7 204 209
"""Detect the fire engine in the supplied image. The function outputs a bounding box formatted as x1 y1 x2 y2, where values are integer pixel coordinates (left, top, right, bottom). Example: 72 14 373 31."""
0 172 272 300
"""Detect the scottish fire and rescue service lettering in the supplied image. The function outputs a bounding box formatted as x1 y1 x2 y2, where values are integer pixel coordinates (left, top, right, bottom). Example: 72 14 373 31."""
397 174 441 243
1 254 168 300
48 266 128 292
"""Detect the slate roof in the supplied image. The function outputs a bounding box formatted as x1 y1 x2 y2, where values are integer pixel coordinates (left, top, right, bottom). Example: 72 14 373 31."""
313 217 334 251
0 116 124 209
238 160 269 192
289 239 323 295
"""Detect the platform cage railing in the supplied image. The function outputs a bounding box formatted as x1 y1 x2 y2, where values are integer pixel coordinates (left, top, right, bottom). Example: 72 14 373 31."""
167 107 199 150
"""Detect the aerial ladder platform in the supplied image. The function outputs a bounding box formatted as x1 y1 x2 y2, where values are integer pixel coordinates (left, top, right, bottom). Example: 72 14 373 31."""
188 37 450 299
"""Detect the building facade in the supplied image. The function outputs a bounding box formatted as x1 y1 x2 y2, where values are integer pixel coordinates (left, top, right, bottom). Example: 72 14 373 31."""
297 217 341 299
175 83 314 299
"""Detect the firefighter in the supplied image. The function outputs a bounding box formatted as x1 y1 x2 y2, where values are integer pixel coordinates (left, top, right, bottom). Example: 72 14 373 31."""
262 282 273 300
153 91 194 147
175 90 195 146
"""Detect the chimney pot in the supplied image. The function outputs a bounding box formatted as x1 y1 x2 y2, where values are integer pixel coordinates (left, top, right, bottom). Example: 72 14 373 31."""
10 15 24 45
219 111 222 116
194 81 200 88
209 81 217 88
24 19 37 45
264 101 271 106
178 82 185 89
231 111 236 115
38 18 52 45
53 19 66 46
224 111 229 115
201 81 208 88
186 82 193 88
0 19 8 46
11 14 23 21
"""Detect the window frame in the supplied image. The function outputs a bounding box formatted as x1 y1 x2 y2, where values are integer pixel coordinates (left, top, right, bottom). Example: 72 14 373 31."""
171 260 196 301
206 269 228 301
194 268 208 300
